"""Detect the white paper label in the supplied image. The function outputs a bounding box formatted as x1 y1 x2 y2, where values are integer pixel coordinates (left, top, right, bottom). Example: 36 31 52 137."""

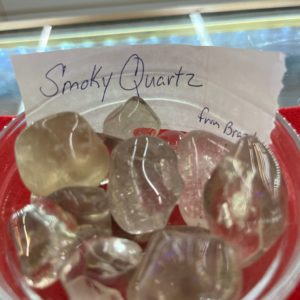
12 45 285 141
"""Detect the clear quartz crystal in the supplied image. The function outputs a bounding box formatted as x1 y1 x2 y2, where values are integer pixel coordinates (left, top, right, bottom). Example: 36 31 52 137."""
103 97 161 139
15 112 110 196
33 186 112 239
204 152 285 266
177 130 233 228
60 237 143 300
61 278 123 300
9 201 78 288
109 136 184 234
231 135 284 201
127 228 241 300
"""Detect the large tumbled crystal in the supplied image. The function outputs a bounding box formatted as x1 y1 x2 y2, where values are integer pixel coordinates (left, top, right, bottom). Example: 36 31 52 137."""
177 130 233 228
15 112 110 196
128 228 241 300
60 237 142 300
204 155 285 266
103 97 161 139
34 186 112 239
231 135 283 201
109 136 184 234
9 201 78 288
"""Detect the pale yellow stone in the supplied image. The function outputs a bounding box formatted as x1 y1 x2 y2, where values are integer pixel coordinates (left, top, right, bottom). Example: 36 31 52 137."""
15 112 110 196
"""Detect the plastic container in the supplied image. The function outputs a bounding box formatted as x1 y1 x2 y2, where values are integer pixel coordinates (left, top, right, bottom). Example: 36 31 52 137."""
0 87 300 300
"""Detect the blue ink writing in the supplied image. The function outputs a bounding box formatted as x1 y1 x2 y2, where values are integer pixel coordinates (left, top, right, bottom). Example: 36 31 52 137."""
40 63 65 98
39 63 113 102
198 107 220 128
40 53 203 103
118 54 203 92
119 53 144 97
198 107 255 138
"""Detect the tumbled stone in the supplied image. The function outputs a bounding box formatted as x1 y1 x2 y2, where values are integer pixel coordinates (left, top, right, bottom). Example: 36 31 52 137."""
204 156 285 266
158 130 185 150
61 279 123 300
97 133 123 151
33 186 112 239
128 228 241 300
15 112 110 196
177 130 233 228
103 97 161 139
231 135 284 201
109 136 183 234
112 219 153 245
60 237 142 300
9 201 78 288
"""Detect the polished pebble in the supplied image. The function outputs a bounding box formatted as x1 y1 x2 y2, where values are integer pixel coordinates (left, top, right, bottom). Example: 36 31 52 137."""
127 228 242 300
204 154 285 266
34 186 112 239
103 97 161 139
15 112 110 196
60 237 143 300
9 201 77 288
177 130 233 228
109 136 183 234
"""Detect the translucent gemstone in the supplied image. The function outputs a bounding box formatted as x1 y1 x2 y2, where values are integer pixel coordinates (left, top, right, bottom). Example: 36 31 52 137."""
60 237 142 300
109 136 184 234
127 228 242 300
204 156 285 266
61 278 123 300
97 133 123 151
33 186 112 239
103 97 161 139
112 220 153 244
15 112 110 196
177 130 233 228
9 201 78 288
158 130 185 150
231 135 284 201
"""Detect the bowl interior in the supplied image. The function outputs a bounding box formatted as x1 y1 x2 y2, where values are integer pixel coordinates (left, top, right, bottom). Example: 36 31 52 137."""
0 97 299 300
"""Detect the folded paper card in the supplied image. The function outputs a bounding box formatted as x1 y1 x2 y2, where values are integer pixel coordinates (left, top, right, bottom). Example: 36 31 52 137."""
12 45 285 142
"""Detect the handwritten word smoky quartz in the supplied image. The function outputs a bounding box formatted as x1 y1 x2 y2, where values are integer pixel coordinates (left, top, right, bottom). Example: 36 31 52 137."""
109 136 183 234
9 201 78 288
127 228 241 300
177 130 233 228
15 112 110 196
103 97 161 139
60 237 142 300
119 54 203 95
39 63 113 103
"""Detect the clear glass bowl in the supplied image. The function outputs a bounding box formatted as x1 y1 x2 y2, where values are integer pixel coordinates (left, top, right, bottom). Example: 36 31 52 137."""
0 91 299 300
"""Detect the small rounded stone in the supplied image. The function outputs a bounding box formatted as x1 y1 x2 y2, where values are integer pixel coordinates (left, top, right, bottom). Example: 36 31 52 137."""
15 112 110 196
